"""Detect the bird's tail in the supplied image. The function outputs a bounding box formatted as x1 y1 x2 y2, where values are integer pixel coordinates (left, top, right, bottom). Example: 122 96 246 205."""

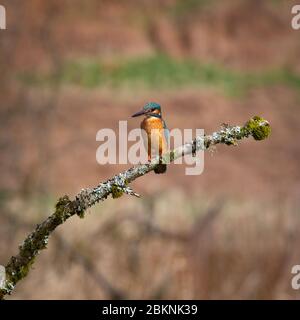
154 163 167 174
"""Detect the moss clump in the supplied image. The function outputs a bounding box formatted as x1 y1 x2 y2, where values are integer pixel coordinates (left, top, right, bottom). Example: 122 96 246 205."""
111 185 124 199
169 150 176 162
243 116 271 141
15 258 35 281
111 179 131 199
6 255 36 287
55 195 74 220
77 210 85 219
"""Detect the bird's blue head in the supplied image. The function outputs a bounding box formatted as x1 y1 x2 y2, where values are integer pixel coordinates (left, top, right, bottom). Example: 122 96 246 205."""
132 102 161 118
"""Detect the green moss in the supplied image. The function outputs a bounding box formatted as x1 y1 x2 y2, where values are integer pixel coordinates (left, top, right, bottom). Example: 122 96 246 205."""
55 195 73 220
169 150 176 163
111 185 124 199
77 210 85 219
6 256 36 287
17 258 35 280
243 116 271 141
111 180 130 199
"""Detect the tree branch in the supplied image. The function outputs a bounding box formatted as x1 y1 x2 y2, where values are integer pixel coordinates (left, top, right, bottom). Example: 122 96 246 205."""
0 116 271 299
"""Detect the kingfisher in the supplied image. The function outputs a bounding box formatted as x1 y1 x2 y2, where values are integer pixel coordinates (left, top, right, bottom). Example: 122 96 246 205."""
132 102 169 174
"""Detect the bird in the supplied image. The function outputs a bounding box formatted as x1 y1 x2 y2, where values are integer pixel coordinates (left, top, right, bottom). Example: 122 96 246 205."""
132 102 169 174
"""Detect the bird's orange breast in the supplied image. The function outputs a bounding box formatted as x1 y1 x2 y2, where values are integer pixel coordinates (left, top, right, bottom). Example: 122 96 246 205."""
141 117 168 158
141 117 164 133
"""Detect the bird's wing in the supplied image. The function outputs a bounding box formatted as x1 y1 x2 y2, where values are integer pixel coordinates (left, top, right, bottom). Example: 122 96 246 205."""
162 119 170 148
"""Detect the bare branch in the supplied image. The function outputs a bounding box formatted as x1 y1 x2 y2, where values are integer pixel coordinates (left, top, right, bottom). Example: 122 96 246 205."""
0 211 126 299
0 116 271 299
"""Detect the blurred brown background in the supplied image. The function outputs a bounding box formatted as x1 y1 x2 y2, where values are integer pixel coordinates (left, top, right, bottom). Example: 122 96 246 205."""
1 0 300 299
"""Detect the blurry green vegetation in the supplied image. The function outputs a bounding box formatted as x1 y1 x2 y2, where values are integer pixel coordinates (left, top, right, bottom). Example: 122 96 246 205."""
18 55 300 96
169 0 211 17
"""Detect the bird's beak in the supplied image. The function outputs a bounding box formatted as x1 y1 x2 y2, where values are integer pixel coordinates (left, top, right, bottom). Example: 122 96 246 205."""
132 109 146 117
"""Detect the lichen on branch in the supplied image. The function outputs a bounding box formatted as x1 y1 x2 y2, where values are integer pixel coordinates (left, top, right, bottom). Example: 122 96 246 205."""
0 116 271 299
